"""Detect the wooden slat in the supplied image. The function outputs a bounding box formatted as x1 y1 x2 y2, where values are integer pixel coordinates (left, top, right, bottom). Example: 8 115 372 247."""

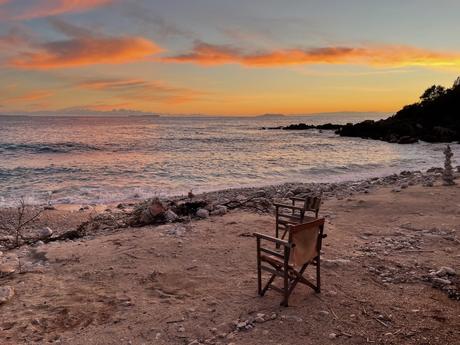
268 285 285 294
260 247 284 258
253 232 291 247
260 265 284 277
273 203 304 211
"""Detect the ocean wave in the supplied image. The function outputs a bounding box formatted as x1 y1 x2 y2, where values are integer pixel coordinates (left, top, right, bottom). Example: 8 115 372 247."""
0 166 83 179
0 142 101 154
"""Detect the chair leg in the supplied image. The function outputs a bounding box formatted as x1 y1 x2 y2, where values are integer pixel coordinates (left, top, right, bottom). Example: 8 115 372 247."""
282 247 290 307
257 239 262 295
261 274 276 296
316 256 321 293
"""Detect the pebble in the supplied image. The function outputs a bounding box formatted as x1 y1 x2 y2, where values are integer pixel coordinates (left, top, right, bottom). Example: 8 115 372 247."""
210 205 228 216
0 264 16 276
323 259 351 266
432 277 452 286
196 208 210 219
328 333 337 339
0 286 15 304
435 266 456 277
164 210 179 222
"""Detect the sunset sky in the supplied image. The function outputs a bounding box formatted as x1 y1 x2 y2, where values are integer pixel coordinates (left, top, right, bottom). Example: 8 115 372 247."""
1 0 460 115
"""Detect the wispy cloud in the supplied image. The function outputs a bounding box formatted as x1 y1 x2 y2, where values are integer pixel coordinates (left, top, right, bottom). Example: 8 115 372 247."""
9 35 161 69
5 90 53 102
77 77 205 104
163 41 460 68
1 0 112 20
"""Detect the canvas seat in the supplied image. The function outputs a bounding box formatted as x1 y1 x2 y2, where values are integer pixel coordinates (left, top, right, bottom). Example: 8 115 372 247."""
254 218 326 307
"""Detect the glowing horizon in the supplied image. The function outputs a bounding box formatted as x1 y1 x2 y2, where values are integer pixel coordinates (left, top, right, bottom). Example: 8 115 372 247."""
1 0 459 115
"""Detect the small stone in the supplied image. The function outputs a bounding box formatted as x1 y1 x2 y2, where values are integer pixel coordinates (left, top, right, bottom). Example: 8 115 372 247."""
432 277 452 286
164 210 179 222
319 310 330 316
328 333 337 339
38 227 53 239
236 321 247 330
323 259 351 266
262 330 269 335
196 208 210 218
0 264 16 276
435 266 456 277
254 314 265 323
178 326 185 332
0 286 15 304
210 205 228 216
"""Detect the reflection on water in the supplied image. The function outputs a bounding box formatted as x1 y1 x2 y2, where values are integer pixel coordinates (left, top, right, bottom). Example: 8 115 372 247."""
0 114 458 206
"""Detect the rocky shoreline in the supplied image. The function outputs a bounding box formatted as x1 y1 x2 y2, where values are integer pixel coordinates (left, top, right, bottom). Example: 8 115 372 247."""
33 167 458 241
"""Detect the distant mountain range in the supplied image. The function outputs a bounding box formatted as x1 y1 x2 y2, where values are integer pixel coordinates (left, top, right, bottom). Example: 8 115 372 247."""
0 108 159 117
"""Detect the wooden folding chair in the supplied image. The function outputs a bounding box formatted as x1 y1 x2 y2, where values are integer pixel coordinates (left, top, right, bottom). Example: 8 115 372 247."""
274 195 321 245
254 218 326 307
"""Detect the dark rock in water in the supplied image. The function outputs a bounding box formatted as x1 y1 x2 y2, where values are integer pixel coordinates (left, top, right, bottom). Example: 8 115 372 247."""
281 123 343 131
315 123 343 130
336 78 460 143
427 167 443 174
283 123 315 130
397 136 418 144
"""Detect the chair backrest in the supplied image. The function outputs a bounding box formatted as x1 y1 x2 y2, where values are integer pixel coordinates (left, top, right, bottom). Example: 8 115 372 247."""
303 196 321 214
288 218 325 268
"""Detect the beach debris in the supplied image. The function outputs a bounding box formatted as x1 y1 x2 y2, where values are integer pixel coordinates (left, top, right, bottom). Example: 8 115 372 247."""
0 286 15 304
442 145 456 185
0 198 46 249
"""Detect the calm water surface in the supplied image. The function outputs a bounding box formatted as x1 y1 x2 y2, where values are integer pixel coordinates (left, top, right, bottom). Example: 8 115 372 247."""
0 114 458 206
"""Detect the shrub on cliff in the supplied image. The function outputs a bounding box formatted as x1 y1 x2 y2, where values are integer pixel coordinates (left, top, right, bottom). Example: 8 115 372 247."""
337 77 460 143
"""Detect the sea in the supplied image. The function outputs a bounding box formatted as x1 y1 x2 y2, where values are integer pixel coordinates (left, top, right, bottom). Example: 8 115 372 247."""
0 113 458 206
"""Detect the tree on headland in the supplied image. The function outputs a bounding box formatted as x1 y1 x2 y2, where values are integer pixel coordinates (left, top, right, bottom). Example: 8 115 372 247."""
337 76 460 143
420 85 446 102
454 76 460 88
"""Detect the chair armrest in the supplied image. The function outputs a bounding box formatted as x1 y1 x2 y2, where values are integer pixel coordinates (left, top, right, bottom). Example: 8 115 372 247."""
289 196 308 202
253 232 292 247
273 203 304 212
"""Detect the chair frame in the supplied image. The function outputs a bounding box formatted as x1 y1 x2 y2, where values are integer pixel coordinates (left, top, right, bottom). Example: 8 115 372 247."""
274 195 321 245
254 218 326 307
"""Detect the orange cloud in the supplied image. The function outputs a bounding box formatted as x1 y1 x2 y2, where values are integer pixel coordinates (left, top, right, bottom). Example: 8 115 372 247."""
9 36 162 69
1 0 112 20
77 77 205 104
7 90 53 102
163 42 460 68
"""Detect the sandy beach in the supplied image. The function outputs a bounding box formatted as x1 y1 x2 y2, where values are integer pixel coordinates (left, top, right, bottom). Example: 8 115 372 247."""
0 171 459 345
